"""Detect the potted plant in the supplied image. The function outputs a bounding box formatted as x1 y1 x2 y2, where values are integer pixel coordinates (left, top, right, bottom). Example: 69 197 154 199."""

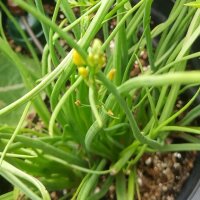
0 0 200 199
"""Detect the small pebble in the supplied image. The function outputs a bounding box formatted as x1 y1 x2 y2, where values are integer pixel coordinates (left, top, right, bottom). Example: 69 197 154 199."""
145 157 152 165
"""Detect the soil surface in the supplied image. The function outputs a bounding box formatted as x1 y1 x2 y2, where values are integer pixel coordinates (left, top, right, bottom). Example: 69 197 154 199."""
136 152 197 200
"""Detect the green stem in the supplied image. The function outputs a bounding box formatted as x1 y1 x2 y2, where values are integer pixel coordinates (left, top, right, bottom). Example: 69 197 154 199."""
34 0 49 42
143 0 155 71
0 102 31 165
89 86 103 127
49 77 83 137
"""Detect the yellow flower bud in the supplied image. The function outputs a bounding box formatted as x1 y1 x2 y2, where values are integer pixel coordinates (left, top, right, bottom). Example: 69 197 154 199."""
87 39 106 70
107 110 114 116
87 53 95 66
107 69 116 80
92 39 102 53
78 67 88 78
99 55 106 68
73 50 85 66
75 100 81 106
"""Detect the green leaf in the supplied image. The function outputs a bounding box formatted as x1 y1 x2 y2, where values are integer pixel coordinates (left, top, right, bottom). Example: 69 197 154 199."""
0 52 27 125
0 191 14 200
185 2 200 8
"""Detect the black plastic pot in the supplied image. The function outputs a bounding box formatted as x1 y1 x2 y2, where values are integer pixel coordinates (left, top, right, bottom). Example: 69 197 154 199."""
176 153 200 200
